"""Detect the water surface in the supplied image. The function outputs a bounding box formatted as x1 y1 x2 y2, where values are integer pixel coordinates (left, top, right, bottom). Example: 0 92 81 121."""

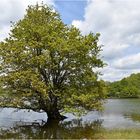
0 99 140 138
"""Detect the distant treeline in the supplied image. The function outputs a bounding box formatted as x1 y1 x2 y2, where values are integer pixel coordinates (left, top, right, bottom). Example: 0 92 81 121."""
107 73 140 98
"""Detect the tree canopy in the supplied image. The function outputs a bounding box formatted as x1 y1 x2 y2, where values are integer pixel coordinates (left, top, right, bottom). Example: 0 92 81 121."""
0 4 106 120
108 73 140 98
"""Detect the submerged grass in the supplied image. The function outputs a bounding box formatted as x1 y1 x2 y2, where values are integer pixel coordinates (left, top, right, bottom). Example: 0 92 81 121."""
0 126 140 139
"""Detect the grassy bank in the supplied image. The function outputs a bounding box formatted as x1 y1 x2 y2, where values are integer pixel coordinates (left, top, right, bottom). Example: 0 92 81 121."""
94 129 140 139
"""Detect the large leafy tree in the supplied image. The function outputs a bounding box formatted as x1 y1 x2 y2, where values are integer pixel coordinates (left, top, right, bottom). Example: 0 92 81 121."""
0 4 106 120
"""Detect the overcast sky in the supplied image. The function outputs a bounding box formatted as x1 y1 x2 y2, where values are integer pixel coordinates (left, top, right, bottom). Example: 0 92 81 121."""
1 0 140 82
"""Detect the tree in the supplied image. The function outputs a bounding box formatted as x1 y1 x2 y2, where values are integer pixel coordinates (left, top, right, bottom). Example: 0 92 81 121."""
0 4 106 121
108 73 140 98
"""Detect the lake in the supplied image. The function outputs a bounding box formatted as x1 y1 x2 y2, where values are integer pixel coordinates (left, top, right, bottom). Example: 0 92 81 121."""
0 99 140 139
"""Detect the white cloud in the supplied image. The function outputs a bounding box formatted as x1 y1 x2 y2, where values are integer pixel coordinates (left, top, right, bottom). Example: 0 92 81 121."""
72 0 140 81
100 65 140 82
0 0 54 41
100 66 128 82
0 25 10 41
102 43 129 60
114 53 140 69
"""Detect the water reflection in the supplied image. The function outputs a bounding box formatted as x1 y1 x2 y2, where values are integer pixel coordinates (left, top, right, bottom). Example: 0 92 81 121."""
101 99 140 128
0 119 103 139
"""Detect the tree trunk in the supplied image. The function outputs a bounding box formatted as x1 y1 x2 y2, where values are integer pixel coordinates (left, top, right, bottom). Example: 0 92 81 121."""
46 109 67 121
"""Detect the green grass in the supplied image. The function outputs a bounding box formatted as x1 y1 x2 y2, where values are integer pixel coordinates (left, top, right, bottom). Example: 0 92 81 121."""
94 129 140 139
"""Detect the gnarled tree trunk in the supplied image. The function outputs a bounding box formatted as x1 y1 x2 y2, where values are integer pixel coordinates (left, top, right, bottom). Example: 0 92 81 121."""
40 94 67 121
46 109 66 121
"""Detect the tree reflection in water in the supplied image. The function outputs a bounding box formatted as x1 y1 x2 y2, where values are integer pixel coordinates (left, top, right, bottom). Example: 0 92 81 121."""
0 119 103 139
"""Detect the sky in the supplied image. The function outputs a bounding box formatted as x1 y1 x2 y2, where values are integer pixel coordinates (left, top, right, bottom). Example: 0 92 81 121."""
1 0 140 82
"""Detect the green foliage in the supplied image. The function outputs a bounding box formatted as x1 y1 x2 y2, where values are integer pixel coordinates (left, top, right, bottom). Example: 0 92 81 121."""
108 73 140 98
0 4 106 116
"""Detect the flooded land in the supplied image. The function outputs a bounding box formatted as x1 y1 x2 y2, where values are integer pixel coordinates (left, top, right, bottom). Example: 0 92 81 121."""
0 99 140 139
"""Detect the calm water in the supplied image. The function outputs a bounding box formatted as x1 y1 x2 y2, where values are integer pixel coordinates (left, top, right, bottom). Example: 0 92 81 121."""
0 99 140 139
